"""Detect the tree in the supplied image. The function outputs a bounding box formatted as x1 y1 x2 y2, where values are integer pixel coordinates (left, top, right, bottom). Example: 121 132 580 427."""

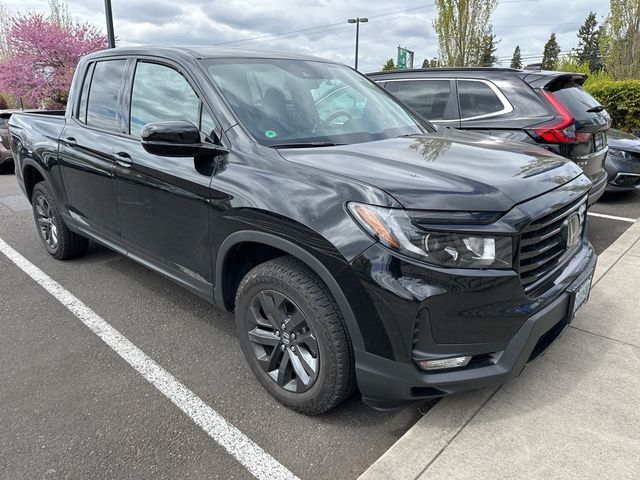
541 33 561 70
510 45 522 69
601 0 640 80
576 12 604 72
382 58 395 71
0 11 107 108
433 0 498 67
475 31 498 66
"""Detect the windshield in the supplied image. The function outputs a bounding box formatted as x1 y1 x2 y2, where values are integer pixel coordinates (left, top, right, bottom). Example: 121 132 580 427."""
204 58 426 147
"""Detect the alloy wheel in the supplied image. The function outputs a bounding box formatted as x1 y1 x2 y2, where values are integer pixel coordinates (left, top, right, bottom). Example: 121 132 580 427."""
35 194 58 250
247 290 319 393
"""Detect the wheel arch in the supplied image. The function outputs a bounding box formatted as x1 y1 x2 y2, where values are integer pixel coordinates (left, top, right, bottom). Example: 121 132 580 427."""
214 230 365 351
22 161 48 203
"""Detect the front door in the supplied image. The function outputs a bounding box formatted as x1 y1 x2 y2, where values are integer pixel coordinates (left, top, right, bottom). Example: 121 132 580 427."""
111 60 222 297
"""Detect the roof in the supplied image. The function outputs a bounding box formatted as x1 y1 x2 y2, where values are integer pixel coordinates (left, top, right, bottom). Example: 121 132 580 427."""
84 45 334 64
368 67 524 76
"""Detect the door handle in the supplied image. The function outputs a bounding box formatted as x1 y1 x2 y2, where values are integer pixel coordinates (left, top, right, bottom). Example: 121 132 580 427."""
114 151 132 168
64 137 77 147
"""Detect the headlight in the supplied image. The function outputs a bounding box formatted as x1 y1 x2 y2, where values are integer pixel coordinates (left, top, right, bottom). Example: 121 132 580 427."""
348 202 512 269
609 149 632 160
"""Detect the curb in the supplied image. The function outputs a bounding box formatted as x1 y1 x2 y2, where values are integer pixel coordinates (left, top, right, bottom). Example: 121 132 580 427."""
358 219 639 480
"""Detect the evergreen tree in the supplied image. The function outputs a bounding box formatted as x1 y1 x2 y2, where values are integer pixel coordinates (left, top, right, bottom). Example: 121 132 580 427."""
510 45 522 69
577 12 603 72
477 33 499 66
382 58 395 71
541 33 561 70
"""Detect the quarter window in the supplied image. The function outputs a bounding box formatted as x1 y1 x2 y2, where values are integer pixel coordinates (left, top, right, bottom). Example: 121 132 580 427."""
130 62 200 138
385 80 451 120
457 80 506 119
85 60 127 131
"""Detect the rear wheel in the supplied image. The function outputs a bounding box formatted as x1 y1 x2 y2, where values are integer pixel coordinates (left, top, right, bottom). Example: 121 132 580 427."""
32 181 88 260
234 256 355 414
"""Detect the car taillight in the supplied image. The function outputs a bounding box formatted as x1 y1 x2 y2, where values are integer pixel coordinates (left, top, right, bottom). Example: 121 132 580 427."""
531 90 591 144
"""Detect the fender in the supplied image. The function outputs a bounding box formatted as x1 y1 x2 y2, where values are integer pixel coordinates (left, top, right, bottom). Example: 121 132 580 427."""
214 230 365 351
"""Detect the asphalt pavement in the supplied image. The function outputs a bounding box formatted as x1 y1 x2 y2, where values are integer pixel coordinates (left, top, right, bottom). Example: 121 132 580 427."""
0 172 421 480
1 171 639 480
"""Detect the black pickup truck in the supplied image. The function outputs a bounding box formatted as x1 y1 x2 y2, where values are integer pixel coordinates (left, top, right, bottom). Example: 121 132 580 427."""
9 47 596 414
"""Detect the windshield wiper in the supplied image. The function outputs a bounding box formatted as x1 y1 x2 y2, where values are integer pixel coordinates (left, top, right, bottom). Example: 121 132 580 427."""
269 142 345 149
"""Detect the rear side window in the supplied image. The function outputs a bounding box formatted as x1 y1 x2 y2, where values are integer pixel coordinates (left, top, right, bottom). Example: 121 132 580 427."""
129 62 200 138
458 80 507 119
86 60 127 131
385 80 451 120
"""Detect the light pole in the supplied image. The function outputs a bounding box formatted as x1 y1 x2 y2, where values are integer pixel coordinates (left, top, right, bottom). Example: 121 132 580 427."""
347 17 368 71
104 0 116 48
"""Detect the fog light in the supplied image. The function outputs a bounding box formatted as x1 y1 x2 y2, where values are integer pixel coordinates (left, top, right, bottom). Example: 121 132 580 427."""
418 356 472 371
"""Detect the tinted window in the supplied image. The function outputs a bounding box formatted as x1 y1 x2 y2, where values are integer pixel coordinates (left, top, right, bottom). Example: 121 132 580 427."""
553 87 601 121
458 80 505 119
86 60 127 131
76 63 95 124
385 80 451 120
130 62 199 137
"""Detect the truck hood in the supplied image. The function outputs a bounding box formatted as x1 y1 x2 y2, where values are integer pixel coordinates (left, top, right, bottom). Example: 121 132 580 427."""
278 129 584 211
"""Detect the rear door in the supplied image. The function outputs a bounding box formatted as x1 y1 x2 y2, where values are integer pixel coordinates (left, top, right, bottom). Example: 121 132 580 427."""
58 59 128 249
382 79 459 127
110 59 223 297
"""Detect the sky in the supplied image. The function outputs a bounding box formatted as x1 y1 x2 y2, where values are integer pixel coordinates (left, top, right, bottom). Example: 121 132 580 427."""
2 0 611 72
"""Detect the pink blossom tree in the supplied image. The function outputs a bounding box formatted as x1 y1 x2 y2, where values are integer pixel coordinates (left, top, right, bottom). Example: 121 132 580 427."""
0 11 107 108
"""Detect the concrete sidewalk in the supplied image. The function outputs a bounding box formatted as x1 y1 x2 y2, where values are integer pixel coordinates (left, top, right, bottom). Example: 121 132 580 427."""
360 221 640 480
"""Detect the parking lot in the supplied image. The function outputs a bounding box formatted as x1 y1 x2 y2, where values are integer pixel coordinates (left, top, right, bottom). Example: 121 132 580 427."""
1 171 638 480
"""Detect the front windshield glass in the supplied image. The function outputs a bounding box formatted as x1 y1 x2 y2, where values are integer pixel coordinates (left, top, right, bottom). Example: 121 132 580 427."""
204 58 425 147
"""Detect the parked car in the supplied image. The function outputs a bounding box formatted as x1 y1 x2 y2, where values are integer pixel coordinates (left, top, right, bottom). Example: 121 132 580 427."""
605 128 640 192
1 109 44 173
1 110 18 172
368 68 611 205
9 47 596 414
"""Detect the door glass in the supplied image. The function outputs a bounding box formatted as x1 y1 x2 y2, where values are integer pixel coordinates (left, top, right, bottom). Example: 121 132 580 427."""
130 62 200 137
385 80 451 120
86 60 127 131
200 108 217 143
458 80 505 119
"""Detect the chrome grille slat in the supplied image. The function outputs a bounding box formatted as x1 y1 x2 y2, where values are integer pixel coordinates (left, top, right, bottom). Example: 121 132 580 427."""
518 196 587 292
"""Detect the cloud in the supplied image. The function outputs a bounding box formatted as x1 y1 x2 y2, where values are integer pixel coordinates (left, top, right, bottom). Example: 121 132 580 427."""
3 0 610 71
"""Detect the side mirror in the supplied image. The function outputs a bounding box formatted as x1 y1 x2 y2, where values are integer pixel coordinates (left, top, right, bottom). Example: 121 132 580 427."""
141 121 228 157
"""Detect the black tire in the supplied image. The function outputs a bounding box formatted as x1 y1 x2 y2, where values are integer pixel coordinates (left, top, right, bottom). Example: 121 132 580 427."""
235 256 355 414
32 181 88 260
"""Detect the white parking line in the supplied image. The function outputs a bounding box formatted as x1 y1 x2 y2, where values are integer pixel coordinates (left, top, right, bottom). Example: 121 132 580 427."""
588 212 637 223
0 238 299 480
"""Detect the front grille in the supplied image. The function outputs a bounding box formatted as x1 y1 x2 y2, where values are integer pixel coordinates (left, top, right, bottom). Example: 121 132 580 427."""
519 196 587 292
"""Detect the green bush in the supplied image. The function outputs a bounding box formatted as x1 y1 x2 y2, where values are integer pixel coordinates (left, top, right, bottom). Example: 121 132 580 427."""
586 80 640 134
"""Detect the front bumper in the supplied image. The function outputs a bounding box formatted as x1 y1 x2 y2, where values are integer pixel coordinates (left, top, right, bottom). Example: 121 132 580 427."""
350 236 596 410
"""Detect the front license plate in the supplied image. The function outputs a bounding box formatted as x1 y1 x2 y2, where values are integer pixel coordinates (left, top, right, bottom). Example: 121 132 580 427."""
571 276 592 318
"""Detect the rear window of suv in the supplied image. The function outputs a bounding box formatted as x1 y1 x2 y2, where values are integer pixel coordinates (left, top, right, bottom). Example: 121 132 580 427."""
552 87 601 120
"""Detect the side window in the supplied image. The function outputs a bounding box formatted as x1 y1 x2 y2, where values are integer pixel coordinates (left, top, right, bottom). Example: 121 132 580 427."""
75 62 95 124
200 108 218 143
385 80 451 120
130 62 200 138
86 60 127 131
457 80 506 119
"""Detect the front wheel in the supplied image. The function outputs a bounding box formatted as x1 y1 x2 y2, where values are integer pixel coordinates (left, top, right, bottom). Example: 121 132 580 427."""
234 256 355 414
32 181 88 260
